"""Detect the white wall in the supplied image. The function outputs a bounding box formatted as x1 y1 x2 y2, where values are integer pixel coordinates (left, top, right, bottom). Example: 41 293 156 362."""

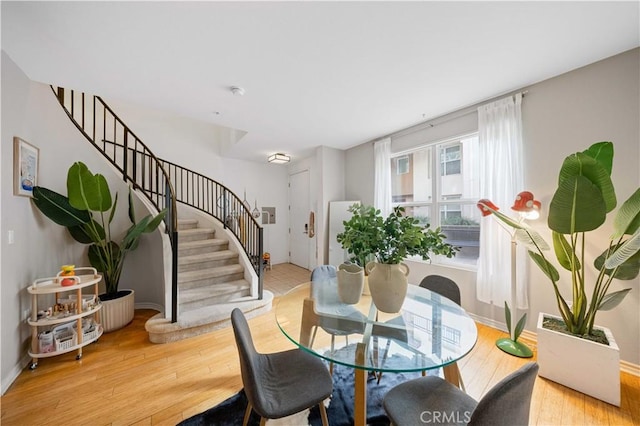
344 48 640 365
318 146 345 264
1 51 165 393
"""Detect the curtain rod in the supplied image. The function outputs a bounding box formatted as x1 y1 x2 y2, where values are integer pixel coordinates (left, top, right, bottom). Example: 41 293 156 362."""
371 89 529 144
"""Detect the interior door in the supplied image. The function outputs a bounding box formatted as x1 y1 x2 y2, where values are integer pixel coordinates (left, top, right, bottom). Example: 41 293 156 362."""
289 170 311 269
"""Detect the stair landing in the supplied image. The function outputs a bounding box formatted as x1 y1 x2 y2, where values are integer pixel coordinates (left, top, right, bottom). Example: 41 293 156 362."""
145 292 273 343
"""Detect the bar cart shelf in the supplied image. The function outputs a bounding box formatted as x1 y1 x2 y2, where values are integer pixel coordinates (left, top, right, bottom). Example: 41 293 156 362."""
27 267 103 369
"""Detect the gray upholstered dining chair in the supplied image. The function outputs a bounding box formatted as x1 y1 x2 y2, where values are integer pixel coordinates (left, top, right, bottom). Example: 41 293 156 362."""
419 274 461 305
230 308 333 426
420 274 466 388
384 362 538 426
309 265 367 374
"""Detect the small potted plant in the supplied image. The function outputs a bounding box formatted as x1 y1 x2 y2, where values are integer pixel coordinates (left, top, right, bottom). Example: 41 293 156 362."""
478 141 639 405
337 204 457 313
32 161 166 331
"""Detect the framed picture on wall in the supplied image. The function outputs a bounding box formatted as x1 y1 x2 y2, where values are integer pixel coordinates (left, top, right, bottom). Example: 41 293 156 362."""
13 137 39 197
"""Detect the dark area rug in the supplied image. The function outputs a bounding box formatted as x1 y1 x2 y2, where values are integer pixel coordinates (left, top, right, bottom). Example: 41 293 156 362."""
179 362 433 426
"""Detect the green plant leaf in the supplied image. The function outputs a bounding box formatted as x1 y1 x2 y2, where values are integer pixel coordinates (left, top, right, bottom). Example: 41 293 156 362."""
612 188 640 239
32 186 91 227
514 312 527 341
528 251 560 282
548 175 607 234
67 162 112 212
109 192 119 225
504 301 512 334
583 141 613 176
596 238 640 280
128 187 136 224
557 151 616 213
552 231 580 271
88 241 121 293
67 221 105 244
598 288 632 311
514 228 550 251
144 209 167 232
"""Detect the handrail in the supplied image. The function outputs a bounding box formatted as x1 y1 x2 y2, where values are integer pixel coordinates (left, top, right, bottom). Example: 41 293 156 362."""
49 86 264 321
158 157 264 297
103 140 265 297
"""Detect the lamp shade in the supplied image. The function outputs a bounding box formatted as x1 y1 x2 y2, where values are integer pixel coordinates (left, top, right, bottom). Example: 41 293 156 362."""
477 199 500 216
268 153 290 164
511 191 541 220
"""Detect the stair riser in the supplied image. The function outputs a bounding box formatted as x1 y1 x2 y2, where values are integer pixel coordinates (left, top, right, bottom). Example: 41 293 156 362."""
178 257 239 273
179 272 245 290
179 288 251 311
179 230 216 243
177 221 199 231
178 243 228 257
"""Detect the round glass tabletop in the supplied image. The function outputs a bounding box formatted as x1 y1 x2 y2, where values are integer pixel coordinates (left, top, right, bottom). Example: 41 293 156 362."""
275 279 478 373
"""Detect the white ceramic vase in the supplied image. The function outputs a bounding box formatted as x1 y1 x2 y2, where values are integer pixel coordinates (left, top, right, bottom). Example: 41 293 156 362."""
337 263 365 304
365 262 410 313
536 312 620 406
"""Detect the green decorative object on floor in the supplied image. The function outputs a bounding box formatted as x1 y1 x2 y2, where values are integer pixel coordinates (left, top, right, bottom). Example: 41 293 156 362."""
496 301 533 358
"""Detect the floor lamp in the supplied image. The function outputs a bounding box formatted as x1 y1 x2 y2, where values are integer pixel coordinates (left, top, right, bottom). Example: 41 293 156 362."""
478 192 538 358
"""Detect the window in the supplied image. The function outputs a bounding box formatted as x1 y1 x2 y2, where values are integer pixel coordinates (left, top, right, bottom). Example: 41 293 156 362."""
390 135 481 266
440 144 461 176
396 156 410 175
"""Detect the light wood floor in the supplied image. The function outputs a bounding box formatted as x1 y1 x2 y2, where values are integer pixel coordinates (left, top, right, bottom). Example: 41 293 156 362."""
1 263 638 426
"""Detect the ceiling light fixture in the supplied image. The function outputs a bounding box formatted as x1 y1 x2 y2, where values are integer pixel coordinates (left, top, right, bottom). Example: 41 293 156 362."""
230 86 245 96
268 153 290 164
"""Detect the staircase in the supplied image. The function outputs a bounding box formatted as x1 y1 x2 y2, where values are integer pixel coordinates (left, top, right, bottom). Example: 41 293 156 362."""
145 218 272 343
50 86 271 343
178 218 249 309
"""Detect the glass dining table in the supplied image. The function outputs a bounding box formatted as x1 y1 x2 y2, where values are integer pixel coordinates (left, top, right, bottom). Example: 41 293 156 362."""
275 277 478 426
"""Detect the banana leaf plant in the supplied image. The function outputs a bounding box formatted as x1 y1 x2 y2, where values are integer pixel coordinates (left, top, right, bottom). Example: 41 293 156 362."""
32 162 166 297
478 141 640 337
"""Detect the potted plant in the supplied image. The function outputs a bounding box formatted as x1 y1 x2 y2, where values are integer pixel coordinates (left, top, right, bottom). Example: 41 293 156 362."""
478 141 639 406
32 161 166 331
337 205 457 313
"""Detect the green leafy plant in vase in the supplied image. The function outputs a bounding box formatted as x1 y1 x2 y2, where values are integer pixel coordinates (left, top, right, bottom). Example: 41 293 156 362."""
337 204 457 312
32 161 166 299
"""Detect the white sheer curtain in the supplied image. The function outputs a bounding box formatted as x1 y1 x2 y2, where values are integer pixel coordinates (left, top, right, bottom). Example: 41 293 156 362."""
374 137 392 217
476 93 528 309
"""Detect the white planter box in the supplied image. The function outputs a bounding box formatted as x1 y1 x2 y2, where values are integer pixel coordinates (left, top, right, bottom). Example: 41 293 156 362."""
536 312 620 406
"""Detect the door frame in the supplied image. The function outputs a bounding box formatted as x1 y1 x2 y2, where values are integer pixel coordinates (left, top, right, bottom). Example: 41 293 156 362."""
288 169 314 269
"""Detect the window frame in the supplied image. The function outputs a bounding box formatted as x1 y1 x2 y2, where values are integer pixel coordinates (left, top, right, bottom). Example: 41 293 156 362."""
396 155 410 175
390 133 480 269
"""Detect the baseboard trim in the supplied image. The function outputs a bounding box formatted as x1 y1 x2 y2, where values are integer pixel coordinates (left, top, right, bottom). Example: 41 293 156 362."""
469 313 640 377
134 302 163 314
2 353 31 395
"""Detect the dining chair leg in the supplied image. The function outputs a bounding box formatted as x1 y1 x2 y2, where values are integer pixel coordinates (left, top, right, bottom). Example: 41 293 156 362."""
259 417 267 426
242 403 253 426
309 326 318 348
319 401 330 426
443 362 465 391
329 334 336 374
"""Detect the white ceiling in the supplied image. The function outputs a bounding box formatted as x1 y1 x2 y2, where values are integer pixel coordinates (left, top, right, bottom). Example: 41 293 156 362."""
2 1 639 163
